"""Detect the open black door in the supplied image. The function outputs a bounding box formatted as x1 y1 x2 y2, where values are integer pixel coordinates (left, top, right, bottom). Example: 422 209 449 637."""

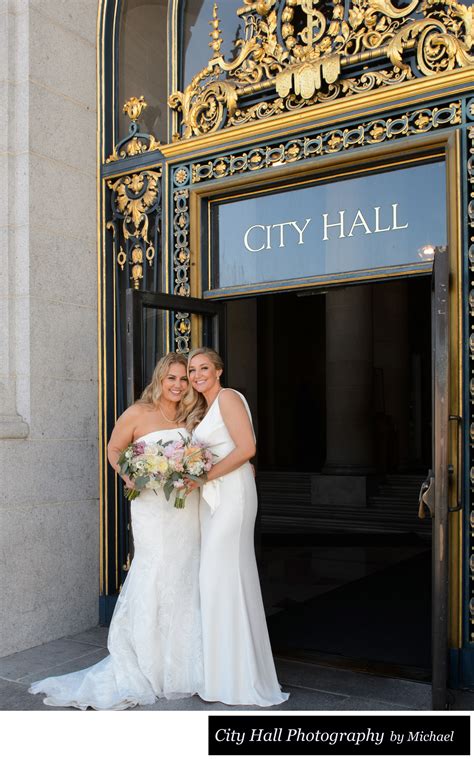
431 246 453 711
125 289 225 405
419 247 450 709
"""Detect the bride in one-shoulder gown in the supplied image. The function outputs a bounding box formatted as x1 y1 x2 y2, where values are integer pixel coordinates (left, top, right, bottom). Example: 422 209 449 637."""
188 348 289 707
29 355 202 710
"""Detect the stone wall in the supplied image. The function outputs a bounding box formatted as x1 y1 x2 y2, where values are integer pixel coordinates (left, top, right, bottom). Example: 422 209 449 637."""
0 0 99 656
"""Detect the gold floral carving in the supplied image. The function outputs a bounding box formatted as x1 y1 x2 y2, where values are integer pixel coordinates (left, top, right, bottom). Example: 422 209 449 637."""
107 170 161 288
169 0 474 138
174 313 192 354
172 189 191 297
123 95 147 122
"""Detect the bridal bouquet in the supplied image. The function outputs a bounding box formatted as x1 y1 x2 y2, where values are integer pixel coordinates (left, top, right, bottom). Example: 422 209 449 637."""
118 435 214 508
117 439 171 501
163 435 214 508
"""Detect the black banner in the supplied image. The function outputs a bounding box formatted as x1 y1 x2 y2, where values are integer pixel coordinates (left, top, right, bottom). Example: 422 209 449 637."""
208 716 470 755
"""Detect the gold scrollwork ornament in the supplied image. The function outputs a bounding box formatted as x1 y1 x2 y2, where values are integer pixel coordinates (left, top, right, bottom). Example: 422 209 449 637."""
106 97 161 162
169 0 474 138
107 170 161 288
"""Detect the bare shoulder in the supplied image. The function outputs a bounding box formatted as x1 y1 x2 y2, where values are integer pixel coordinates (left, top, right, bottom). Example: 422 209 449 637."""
116 402 148 426
109 402 147 447
218 388 246 411
218 389 254 443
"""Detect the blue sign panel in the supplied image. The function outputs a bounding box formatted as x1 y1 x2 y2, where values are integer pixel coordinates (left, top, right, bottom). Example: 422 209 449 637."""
212 161 446 292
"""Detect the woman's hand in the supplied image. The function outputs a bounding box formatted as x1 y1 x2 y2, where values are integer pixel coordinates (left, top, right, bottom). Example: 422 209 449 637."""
122 474 136 490
182 477 201 492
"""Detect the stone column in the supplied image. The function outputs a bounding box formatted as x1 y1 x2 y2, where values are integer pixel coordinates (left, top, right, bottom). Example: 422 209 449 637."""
323 284 375 474
0 0 99 657
0 3 29 439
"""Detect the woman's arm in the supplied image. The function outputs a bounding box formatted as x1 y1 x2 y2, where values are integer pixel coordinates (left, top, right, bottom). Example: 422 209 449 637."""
205 390 256 482
107 405 141 488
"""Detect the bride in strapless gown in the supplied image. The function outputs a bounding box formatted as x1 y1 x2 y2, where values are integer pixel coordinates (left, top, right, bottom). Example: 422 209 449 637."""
29 354 202 709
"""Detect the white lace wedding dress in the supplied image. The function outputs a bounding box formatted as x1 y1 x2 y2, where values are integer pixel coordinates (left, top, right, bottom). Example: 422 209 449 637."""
29 428 203 710
195 390 289 706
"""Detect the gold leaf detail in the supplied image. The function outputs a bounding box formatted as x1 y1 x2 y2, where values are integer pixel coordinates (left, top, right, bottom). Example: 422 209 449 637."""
276 56 341 100
369 124 386 140
214 160 227 175
123 95 147 122
168 0 472 136
131 263 143 288
131 247 143 264
175 168 188 184
129 175 144 194
117 247 127 270
414 112 431 129
286 144 301 157
327 133 343 149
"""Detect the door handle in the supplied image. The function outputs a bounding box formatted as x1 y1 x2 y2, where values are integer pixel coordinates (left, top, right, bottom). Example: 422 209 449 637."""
418 470 435 519
448 414 462 513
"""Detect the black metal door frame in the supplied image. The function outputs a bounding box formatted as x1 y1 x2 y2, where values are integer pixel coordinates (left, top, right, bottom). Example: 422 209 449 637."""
431 246 451 710
125 288 226 405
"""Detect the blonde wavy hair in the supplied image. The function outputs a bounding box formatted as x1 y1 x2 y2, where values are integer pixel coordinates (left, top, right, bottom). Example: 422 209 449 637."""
137 352 194 425
185 347 224 431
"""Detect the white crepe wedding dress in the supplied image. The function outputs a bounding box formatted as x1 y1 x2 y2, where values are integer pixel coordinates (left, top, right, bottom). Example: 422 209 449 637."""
29 428 203 710
195 389 289 706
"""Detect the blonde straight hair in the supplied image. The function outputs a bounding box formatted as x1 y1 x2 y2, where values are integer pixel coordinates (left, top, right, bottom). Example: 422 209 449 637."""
137 352 191 425
185 347 224 431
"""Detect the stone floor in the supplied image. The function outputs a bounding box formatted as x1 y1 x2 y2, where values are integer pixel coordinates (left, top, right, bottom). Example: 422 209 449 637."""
1 626 473 711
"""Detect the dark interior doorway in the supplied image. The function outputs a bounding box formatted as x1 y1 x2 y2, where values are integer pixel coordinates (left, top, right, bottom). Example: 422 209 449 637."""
224 275 432 679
